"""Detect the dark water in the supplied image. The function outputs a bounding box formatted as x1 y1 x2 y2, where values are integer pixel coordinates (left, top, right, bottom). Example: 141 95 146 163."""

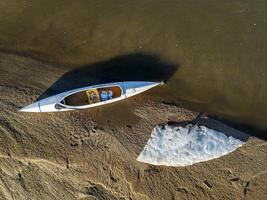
0 0 267 131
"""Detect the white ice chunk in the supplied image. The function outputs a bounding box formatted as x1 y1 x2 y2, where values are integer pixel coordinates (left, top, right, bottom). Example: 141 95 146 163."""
137 124 244 166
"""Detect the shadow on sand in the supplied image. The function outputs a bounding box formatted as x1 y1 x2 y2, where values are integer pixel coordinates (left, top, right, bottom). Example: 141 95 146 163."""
207 115 267 141
37 53 179 100
167 114 250 142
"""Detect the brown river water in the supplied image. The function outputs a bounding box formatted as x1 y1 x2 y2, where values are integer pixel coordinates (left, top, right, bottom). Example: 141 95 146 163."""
0 0 267 132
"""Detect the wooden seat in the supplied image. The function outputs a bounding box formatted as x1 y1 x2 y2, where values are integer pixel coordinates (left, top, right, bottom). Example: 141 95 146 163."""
64 91 88 106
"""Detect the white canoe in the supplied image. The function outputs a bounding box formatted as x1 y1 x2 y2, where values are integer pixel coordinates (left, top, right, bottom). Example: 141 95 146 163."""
20 81 163 113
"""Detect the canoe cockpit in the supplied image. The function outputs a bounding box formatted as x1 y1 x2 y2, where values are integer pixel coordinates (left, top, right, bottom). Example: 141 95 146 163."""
61 86 122 107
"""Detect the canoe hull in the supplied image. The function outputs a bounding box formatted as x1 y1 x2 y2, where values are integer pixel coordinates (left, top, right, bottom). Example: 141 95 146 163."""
20 81 163 113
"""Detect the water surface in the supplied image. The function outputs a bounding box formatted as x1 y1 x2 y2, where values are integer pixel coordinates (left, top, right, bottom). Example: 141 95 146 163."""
0 0 266 130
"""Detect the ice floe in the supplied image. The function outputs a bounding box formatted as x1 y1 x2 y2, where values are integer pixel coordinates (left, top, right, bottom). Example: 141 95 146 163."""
137 124 244 166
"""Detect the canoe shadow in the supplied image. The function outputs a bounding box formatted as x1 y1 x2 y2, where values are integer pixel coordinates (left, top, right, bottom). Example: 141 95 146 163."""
37 53 179 100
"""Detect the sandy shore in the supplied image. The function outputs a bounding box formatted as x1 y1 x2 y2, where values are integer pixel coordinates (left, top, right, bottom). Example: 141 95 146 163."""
0 52 266 199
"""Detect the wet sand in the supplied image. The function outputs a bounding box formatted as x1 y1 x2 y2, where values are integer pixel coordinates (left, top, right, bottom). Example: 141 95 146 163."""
0 0 267 199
